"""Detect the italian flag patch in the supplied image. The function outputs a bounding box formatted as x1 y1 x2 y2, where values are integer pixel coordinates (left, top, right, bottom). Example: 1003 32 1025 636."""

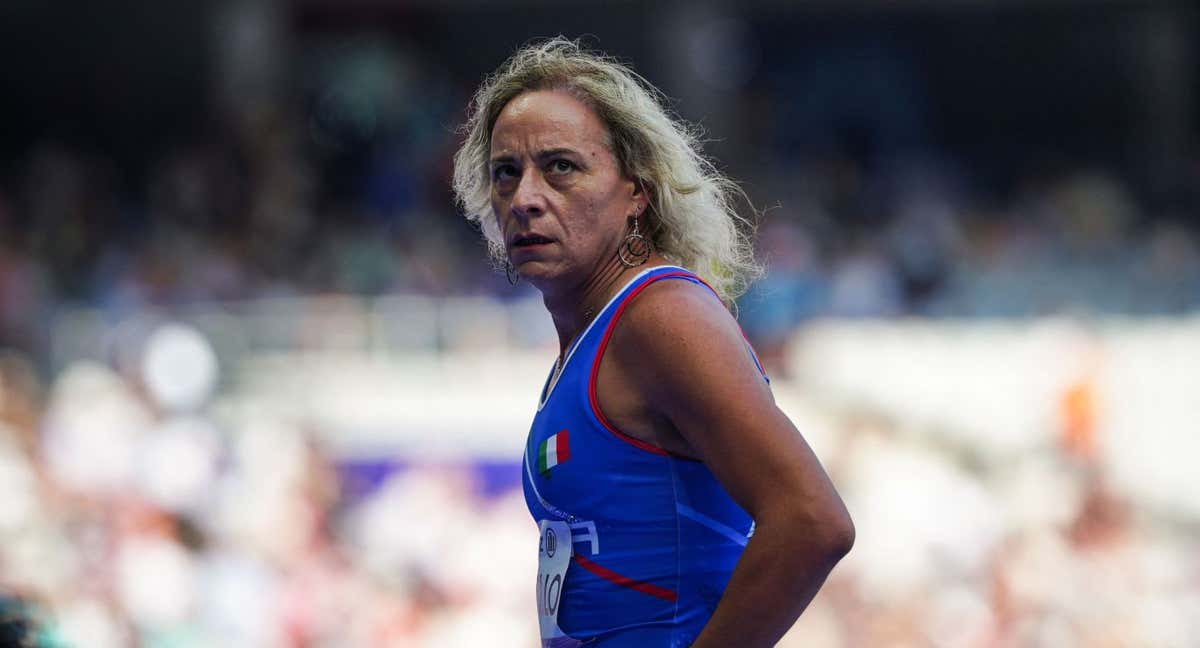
538 430 571 475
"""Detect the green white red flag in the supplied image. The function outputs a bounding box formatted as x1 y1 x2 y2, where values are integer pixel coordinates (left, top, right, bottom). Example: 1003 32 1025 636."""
538 430 571 475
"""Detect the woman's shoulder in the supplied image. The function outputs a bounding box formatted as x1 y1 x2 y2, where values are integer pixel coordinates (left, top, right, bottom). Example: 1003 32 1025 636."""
608 268 770 430
614 272 742 356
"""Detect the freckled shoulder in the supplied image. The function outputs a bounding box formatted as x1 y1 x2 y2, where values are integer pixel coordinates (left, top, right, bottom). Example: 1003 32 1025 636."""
607 278 746 374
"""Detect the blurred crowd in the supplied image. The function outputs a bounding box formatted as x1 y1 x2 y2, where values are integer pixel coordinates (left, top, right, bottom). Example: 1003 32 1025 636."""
0 102 497 359
2 324 1198 647
2 7 1199 646
0 338 539 647
806 408 1200 646
2 29 1199 364
3 116 1200 363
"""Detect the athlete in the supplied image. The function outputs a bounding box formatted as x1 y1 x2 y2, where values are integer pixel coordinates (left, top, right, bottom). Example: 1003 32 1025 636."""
452 38 854 647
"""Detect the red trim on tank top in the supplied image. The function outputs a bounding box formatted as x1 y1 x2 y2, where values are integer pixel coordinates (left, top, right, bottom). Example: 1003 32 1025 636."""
573 554 679 602
588 271 701 459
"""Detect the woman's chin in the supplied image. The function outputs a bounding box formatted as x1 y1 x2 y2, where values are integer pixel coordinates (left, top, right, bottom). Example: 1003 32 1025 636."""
513 261 554 283
514 261 577 291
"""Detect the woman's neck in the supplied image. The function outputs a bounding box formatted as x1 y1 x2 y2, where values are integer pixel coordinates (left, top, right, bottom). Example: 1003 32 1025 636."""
544 252 669 356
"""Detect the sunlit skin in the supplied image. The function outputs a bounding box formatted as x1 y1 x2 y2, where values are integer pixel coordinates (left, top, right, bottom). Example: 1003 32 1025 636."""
489 89 665 353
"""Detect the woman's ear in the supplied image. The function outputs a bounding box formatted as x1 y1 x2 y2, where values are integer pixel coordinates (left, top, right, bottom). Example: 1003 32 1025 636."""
633 179 652 215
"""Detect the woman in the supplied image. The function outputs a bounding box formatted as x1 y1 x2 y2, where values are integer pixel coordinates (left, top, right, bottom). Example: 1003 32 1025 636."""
453 38 854 647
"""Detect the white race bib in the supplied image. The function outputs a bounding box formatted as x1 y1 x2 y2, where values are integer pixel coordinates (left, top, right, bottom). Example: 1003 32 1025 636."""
536 519 581 647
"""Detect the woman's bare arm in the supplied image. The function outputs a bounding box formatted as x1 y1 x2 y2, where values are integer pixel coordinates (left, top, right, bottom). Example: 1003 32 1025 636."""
609 280 854 647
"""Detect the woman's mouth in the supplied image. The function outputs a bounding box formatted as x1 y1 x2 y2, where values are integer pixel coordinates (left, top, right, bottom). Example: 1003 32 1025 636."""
512 234 555 248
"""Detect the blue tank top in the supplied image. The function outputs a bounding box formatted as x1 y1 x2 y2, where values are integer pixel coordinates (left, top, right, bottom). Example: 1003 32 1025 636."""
522 266 764 647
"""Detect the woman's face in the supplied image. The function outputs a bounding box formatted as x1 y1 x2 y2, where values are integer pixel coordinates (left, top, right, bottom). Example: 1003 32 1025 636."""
489 89 642 292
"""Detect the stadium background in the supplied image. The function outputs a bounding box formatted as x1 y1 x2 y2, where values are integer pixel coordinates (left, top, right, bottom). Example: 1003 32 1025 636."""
1 1 1199 645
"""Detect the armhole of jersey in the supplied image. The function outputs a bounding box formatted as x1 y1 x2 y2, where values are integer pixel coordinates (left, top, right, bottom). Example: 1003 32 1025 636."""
740 333 770 384
588 271 711 461
687 275 770 384
634 271 770 384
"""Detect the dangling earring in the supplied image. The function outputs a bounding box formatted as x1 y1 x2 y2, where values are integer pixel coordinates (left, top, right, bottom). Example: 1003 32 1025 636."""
504 258 520 286
618 210 652 268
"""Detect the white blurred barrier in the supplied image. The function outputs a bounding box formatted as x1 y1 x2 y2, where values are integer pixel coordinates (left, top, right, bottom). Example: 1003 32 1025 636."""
50 299 1200 516
791 316 1200 519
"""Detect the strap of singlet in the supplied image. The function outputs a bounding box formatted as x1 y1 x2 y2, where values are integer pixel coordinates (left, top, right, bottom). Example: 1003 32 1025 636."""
587 270 769 458
645 270 770 382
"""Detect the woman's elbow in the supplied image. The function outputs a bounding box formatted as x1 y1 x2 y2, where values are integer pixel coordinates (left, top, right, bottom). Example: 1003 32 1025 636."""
808 499 854 563
774 498 855 564
824 507 855 561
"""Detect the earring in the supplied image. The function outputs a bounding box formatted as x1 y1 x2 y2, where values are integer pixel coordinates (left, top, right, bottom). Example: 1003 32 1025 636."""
618 211 652 268
504 258 520 286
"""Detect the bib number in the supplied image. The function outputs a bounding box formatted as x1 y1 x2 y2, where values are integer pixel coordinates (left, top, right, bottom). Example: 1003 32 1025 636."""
537 519 580 647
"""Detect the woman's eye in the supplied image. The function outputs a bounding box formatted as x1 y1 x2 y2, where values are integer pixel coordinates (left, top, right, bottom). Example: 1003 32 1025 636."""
492 165 517 181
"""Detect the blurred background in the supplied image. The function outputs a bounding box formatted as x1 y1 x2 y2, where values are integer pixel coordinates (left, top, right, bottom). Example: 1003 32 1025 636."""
1 0 1199 646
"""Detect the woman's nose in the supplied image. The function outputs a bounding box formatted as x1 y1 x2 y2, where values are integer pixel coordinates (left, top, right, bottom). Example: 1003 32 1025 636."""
511 169 547 218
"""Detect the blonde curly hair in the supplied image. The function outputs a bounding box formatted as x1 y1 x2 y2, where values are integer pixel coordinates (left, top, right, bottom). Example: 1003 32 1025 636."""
452 37 761 304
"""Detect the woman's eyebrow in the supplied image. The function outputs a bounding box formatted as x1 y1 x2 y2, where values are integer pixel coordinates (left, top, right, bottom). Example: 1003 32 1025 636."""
532 147 582 161
490 147 585 167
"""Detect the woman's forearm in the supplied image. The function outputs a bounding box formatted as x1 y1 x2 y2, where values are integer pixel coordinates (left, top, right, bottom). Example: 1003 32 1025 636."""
690 510 854 648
